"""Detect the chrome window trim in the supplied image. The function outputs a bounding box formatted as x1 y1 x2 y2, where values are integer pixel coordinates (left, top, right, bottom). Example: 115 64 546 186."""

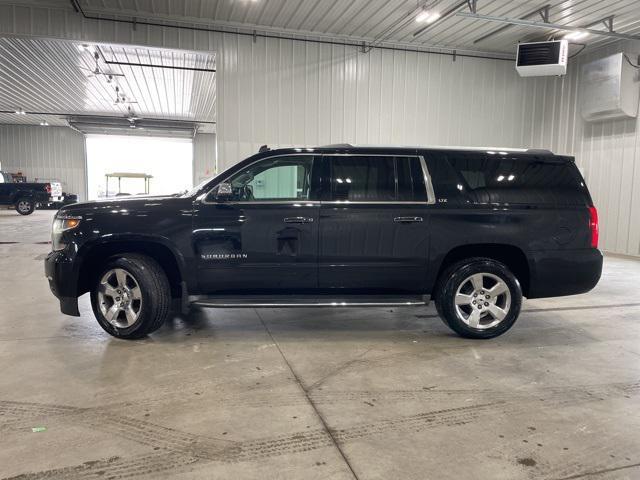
322 201 429 205
199 152 437 206
209 200 321 206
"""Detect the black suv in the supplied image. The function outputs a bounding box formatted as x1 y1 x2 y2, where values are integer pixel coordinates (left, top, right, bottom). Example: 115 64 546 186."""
45 145 602 340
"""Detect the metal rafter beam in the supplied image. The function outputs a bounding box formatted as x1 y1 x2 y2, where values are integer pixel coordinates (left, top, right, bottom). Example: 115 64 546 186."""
457 12 640 41
583 15 615 32
474 4 550 44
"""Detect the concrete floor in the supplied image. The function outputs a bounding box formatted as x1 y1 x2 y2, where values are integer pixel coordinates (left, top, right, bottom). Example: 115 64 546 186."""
1 209 639 480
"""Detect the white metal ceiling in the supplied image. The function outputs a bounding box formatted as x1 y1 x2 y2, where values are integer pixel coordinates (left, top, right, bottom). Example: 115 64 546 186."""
0 36 216 129
64 0 640 55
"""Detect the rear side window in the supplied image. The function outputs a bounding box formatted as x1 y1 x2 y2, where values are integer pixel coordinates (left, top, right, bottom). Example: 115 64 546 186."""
446 153 589 205
328 156 426 202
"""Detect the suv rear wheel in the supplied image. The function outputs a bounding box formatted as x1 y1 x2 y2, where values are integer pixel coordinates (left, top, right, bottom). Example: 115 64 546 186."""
15 197 35 215
90 254 171 339
435 258 522 339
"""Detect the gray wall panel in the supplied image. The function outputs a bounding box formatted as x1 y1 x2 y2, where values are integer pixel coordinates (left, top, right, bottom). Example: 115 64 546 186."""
193 132 216 184
0 125 86 201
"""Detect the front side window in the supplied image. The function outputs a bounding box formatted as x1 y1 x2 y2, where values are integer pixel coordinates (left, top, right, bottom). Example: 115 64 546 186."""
328 156 426 202
224 155 314 202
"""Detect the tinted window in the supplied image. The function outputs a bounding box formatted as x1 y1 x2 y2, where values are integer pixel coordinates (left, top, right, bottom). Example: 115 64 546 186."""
397 157 427 201
447 153 588 205
330 156 395 201
329 156 426 202
226 156 313 201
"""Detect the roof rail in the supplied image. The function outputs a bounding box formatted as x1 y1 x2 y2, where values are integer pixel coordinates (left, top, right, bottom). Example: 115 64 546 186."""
319 143 354 148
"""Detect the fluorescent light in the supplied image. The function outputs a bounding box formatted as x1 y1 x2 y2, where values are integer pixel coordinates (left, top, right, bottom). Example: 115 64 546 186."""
15 109 26 115
426 12 441 23
498 151 508 155
77 44 97 54
564 30 589 41
416 9 440 23
507 174 515 181
497 175 505 182
487 151 496 155
39 121 49 126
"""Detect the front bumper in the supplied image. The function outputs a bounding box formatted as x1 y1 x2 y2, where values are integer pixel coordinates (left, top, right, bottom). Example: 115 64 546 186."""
527 248 603 299
45 250 80 316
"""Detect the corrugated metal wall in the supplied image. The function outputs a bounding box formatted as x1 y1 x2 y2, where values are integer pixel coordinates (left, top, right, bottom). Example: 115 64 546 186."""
575 43 640 258
193 133 217 184
0 125 87 200
215 34 533 171
530 40 640 257
1 3 639 256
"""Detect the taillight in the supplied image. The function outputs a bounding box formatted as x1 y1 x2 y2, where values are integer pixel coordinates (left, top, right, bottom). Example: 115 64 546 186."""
588 206 598 248
45 183 51 194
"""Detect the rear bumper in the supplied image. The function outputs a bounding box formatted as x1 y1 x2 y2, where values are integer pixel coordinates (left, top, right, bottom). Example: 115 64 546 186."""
44 250 80 316
527 248 603 299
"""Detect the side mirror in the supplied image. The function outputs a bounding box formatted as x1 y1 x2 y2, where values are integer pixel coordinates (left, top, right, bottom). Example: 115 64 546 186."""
214 182 233 201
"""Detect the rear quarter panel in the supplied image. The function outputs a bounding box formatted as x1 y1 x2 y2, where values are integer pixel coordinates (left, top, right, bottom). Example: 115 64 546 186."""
423 150 597 297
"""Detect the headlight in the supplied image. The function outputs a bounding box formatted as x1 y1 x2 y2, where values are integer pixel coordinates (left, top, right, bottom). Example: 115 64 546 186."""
52 215 82 251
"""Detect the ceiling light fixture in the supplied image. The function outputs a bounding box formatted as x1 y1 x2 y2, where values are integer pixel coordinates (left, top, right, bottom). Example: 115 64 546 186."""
77 44 97 54
39 121 49 126
416 9 441 23
564 30 589 41
15 109 26 115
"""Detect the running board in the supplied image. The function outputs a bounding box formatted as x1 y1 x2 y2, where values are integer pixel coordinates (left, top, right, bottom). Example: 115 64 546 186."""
191 294 430 308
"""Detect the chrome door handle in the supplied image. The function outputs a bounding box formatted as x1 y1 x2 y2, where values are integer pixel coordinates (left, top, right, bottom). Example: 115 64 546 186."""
284 217 314 223
394 216 423 223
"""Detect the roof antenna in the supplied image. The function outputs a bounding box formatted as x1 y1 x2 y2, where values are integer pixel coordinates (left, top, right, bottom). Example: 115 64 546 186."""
258 145 270 153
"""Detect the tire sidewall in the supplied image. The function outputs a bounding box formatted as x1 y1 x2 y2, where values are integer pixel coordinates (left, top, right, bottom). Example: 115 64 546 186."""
15 198 35 215
91 257 156 339
440 259 522 339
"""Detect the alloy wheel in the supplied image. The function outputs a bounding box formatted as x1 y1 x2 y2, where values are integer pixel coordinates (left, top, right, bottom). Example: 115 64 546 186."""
454 272 511 329
98 268 143 328
18 201 31 213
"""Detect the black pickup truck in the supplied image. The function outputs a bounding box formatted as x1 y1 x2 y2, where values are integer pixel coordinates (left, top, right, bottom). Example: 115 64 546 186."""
45 145 602 340
0 171 63 215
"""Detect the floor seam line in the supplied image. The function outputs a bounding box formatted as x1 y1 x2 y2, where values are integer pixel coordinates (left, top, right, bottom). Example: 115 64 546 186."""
253 308 360 480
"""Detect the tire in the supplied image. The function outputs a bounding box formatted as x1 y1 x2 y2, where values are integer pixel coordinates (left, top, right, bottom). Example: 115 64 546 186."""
15 197 35 215
90 253 171 339
435 257 522 339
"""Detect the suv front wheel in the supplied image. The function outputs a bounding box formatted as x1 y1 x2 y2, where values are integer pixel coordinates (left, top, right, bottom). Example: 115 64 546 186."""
436 258 522 339
90 254 171 339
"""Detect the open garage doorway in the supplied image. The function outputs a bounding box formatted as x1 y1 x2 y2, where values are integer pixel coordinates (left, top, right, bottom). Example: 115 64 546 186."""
86 134 193 200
